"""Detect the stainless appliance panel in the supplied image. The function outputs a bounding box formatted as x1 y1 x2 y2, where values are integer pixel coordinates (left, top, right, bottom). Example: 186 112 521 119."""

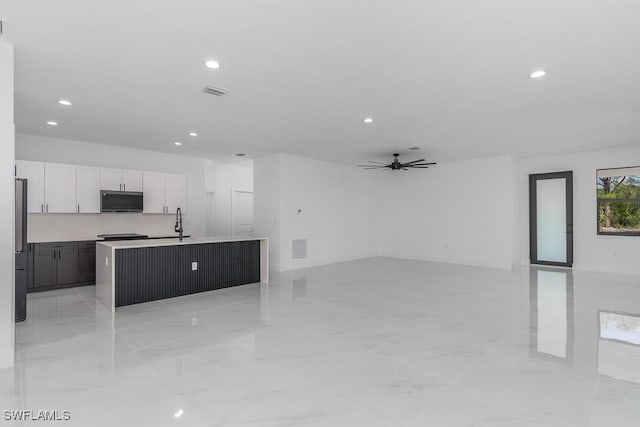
15 178 28 322
100 191 144 213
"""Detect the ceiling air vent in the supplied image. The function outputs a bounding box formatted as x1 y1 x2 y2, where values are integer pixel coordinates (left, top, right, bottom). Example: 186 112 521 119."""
202 85 230 97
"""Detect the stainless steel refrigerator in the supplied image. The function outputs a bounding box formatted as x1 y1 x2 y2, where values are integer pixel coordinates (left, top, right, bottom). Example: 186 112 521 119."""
15 178 27 322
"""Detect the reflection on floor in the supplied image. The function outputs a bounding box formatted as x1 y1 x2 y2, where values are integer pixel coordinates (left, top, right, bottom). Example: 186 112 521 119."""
2 257 640 426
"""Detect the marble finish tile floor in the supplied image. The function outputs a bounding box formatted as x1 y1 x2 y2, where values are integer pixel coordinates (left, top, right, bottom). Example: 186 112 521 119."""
2 257 640 426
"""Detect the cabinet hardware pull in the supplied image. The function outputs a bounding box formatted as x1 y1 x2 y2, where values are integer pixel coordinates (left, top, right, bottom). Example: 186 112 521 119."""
46 204 49 213
41 204 43 213
77 205 80 213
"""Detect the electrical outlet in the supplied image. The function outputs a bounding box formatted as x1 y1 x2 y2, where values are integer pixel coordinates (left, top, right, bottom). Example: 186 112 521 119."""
192 262 198 271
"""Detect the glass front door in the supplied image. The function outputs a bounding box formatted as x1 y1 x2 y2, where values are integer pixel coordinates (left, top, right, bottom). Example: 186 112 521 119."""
529 171 573 267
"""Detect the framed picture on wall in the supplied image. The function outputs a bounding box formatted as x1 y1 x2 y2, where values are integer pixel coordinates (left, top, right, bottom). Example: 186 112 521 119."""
597 166 640 236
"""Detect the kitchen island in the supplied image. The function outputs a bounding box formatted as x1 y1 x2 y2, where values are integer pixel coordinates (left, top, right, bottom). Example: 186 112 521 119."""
96 237 268 311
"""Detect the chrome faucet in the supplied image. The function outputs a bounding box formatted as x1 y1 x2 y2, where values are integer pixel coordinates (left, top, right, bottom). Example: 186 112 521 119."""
174 207 184 241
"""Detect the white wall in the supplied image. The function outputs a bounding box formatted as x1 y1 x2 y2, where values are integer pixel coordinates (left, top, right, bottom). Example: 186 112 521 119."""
0 38 15 368
519 145 640 275
376 155 520 269
254 154 377 272
253 155 282 270
16 134 206 240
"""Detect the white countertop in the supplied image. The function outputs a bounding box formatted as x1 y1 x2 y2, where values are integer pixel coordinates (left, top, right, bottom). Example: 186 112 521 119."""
29 234 188 244
97 236 267 249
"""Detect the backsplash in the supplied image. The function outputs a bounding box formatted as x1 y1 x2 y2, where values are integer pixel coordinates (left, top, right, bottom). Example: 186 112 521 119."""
28 213 180 242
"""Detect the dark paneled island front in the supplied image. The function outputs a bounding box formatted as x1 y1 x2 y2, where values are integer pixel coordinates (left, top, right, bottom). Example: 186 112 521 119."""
96 237 269 311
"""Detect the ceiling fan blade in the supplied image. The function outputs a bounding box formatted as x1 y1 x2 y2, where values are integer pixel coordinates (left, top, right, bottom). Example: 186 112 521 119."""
408 166 431 168
401 159 426 166
368 161 388 165
360 166 387 169
407 162 437 166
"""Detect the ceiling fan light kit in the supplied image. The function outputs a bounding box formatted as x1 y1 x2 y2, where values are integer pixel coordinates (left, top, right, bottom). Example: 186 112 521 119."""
358 153 437 171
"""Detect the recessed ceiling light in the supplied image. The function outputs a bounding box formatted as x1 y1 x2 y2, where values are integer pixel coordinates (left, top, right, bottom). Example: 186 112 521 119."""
46 121 58 126
58 100 72 106
529 70 546 79
204 60 221 69
363 117 374 124
189 132 198 137
235 153 246 157
174 141 183 146
174 409 184 419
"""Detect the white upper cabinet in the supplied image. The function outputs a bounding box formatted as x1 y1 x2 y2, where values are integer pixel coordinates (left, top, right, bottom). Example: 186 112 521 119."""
100 168 123 191
100 168 143 192
15 160 45 213
143 172 186 214
165 173 186 213
142 171 165 214
16 161 186 215
122 170 143 192
76 166 101 213
44 163 77 213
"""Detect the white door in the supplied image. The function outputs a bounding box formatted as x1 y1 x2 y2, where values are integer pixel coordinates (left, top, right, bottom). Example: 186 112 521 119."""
15 160 45 213
206 192 216 236
231 190 254 236
122 169 143 192
165 173 186 213
143 171 166 213
44 163 77 213
76 166 101 213
100 168 122 191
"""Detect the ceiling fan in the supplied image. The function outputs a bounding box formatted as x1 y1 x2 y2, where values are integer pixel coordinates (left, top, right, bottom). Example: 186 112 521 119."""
358 153 437 171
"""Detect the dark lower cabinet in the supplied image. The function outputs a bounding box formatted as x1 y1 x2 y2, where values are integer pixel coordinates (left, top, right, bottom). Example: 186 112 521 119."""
57 243 79 285
33 243 58 289
29 240 96 292
78 241 97 284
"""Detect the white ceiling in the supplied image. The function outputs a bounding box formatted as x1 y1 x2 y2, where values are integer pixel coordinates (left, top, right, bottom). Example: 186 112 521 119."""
2 0 640 163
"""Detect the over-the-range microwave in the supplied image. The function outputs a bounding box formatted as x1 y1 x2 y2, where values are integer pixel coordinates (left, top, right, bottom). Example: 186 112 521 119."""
100 190 144 213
